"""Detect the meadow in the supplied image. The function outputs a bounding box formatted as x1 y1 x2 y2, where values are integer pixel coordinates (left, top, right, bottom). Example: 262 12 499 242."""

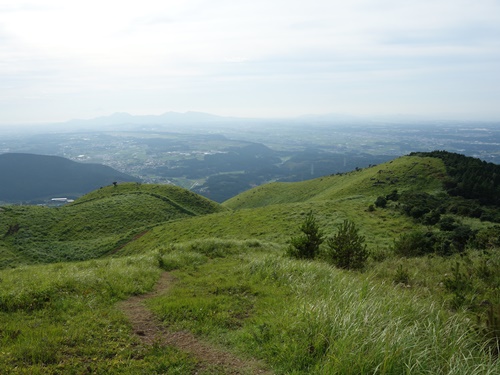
0 154 499 374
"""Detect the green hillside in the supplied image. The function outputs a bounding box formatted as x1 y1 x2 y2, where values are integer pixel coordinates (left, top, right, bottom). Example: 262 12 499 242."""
224 155 445 209
119 156 445 256
0 183 226 268
1 153 499 374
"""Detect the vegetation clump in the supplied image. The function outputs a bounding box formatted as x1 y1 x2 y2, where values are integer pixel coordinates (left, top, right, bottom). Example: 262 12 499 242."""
374 196 387 208
411 150 500 206
287 212 324 259
325 219 369 270
287 214 369 270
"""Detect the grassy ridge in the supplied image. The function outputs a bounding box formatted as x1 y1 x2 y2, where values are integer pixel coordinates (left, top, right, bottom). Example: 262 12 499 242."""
120 200 417 258
73 183 226 216
0 183 226 268
121 158 438 256
224 155 445 209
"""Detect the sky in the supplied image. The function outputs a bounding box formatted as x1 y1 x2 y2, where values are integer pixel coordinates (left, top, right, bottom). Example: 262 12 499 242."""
1 0 500 124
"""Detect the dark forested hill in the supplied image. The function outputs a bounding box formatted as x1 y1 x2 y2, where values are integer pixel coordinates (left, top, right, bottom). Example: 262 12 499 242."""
410 151 500 206
0 153 140 203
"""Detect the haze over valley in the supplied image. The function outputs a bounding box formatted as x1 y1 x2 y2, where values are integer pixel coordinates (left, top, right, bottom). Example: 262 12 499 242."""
1 112 499 204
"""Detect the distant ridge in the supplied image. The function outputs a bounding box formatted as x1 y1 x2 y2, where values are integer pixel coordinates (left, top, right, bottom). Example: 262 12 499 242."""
65 111 236 128
0 153 140 202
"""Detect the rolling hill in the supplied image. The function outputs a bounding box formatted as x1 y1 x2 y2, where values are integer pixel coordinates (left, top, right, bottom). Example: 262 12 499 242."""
223 154 446 209
0 183 227 268
118 155 448 256
0 153 140 203
0 151 499 374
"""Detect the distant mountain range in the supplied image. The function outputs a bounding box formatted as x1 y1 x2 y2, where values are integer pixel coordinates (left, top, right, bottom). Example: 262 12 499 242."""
65 111 489 127
65 111 239 128
0 153 140 203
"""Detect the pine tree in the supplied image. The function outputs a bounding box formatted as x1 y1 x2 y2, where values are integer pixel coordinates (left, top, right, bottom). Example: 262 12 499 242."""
326 219 368 270
287 212 324 259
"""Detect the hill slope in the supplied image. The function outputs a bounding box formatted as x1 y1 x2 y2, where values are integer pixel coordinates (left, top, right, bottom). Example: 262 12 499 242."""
0 183 227 268
1 152 499 374
0 153 140 202
223 155 445 209
121 156 446 256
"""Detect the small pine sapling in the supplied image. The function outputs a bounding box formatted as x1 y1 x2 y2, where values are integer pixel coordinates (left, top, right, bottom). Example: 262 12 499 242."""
326 219 369 270
287 212 324 259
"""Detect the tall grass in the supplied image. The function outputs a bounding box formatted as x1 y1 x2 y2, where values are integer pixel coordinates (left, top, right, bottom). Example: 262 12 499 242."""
0 255 198 374
1 236 497 374
242 256 495 374
148 241 498 374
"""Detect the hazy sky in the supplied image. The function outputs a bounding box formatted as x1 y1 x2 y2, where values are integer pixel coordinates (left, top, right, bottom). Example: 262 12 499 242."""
1 0 499 123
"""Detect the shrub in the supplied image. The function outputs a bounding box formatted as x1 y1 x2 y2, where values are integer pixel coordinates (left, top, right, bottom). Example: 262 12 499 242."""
449 225 475 253
393 231 436 257
439 216 458 231
393 264 411 285
325 219 368 270
443 261 473 309
473 226 500 249
287 212 324 259
374 196 387 208
422 210 441 226
386 189 399 201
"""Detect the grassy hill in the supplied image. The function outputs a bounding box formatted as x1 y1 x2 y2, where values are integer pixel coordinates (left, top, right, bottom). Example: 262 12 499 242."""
0 183 227 268
0 153 499 374
120 156 444 256
224 155 445 209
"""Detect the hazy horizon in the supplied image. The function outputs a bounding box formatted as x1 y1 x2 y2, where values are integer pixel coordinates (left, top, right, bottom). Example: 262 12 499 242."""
1 0 499 125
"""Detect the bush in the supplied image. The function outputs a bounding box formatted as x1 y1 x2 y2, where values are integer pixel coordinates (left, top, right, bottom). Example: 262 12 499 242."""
393 231 436 257
393 264 411 285
375 196 387 208
473 226 500 249
325 219 368 270
422 210 441 226
449 225 475 253
386 189 399 201
439 216 458 231
287 212 324 259
443 261 473 309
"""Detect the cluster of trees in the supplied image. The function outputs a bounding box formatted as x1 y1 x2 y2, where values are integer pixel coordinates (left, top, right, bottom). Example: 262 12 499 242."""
393 223 500 258
371 184 500 258
371 188 500 257
411 151 500 206
287 212 369 270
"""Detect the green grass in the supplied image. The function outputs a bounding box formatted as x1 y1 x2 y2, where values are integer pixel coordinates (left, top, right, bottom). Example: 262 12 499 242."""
120 197 421 259
73 182 226 217
149 240 498 374
1 237 498 374
0 255 198 374
1 154 499 373
223 155 445 209
0 183 226 268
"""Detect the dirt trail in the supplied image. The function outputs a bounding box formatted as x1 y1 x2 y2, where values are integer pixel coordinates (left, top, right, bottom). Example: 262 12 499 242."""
119 273 272 375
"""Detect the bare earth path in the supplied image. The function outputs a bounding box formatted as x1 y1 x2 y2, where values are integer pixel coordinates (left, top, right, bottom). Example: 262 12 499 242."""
119 273 272 375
